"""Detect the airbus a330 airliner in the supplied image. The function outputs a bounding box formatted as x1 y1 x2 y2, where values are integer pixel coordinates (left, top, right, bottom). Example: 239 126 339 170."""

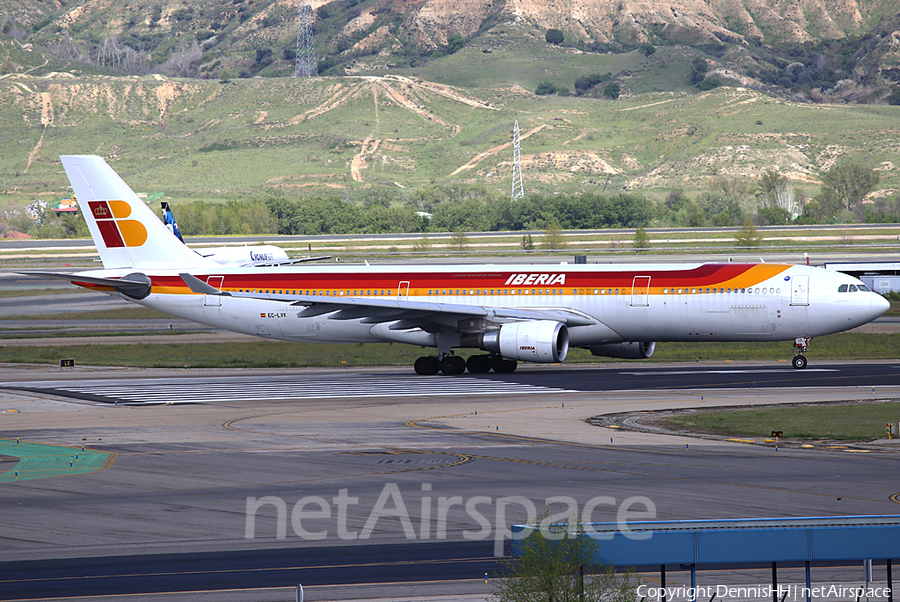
23 156 890 375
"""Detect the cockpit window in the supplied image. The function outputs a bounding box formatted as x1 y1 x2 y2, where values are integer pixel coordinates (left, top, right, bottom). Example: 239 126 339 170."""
849 284 858 292
838 284 848 292
858 284 871 292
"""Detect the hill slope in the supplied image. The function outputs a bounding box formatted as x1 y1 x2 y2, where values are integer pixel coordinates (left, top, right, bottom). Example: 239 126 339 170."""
2 0 900 101
1 73 898 203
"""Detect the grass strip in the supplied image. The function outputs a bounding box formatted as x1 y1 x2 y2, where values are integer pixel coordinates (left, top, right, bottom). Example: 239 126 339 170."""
668 402 900 441
0 333 895 369
0 307 173 320
0 288 85 299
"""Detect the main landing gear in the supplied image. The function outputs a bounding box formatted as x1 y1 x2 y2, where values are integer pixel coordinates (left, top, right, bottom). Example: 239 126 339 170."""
413 353 517 375
791 337 810 370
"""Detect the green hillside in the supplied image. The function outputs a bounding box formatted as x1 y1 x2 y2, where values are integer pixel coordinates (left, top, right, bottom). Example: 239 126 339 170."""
1 74 899 207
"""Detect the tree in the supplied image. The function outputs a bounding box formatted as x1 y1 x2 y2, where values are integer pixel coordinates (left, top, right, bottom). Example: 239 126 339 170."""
819 162 880 212
756 168 796 218
412 233 432 253
886 87 900 106
536 81 558 95
161 38 202 78
689 57 708 86
574 73 611 95
446 33 465 54
735 217 762 247
603 81 620 99
697 77 721 91
449 229 469 252
491 516 638 602
633 226 650 250
546 29 564 45
542 221 566 250
521 234 535 251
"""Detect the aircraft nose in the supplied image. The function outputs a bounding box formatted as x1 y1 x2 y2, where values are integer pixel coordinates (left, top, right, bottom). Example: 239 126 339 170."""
874 293 891 317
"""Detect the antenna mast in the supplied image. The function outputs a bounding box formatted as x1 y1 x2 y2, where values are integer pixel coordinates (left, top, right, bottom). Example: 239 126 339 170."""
293 0 318 77
511 119 524 201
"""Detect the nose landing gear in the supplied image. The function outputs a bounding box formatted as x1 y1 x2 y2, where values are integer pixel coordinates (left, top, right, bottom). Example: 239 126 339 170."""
791 337 810 370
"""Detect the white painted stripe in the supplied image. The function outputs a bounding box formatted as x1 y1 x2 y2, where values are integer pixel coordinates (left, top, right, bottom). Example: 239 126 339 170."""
1 375 575 404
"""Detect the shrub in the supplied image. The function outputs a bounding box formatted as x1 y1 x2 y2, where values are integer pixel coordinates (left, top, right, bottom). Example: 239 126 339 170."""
603 81 621 99
535 81 558 95
545 29 564 45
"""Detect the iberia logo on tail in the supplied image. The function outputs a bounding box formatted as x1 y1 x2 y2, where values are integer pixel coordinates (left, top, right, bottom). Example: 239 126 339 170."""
88 200 147 248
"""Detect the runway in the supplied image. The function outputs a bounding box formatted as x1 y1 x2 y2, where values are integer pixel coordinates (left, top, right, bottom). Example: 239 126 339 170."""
0 372 578 405
1 364 899 601
2 362 899 405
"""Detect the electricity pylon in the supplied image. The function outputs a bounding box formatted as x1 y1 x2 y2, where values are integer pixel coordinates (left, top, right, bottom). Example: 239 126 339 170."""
293 0 317 77
511 120 524 201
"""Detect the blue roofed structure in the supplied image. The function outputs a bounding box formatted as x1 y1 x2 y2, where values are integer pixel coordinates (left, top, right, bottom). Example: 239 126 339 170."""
512 516 899 602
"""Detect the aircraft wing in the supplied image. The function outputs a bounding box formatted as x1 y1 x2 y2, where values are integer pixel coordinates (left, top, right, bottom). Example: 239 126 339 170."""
179 273 596 327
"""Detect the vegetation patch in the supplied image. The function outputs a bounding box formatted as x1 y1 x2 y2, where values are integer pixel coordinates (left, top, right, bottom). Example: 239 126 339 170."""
668 401 900 441
0 333 895 368
0 307 172 321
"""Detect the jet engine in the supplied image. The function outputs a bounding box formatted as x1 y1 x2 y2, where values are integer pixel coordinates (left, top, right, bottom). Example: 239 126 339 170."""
462 321 568 363
588 341 656 359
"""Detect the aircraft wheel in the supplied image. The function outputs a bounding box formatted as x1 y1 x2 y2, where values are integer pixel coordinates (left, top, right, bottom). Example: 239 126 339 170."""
440 355 467 375
414 356 440 375
492 357 518 373
791 355 808 370
466 354 493 374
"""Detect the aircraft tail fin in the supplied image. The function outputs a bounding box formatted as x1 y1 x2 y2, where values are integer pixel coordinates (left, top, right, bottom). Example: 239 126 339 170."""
60 155 214 270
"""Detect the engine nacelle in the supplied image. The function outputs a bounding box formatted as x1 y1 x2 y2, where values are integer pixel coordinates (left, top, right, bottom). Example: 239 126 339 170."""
464 321 568 363
588 341 656 360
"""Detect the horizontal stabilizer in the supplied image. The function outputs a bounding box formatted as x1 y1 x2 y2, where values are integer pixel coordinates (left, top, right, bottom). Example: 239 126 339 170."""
19 271 152 300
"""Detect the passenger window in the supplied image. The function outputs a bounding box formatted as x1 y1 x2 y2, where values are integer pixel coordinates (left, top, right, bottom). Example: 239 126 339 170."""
838 284 848 292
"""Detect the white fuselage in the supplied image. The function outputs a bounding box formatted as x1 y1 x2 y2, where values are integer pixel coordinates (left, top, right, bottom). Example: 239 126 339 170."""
83 262 889 350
